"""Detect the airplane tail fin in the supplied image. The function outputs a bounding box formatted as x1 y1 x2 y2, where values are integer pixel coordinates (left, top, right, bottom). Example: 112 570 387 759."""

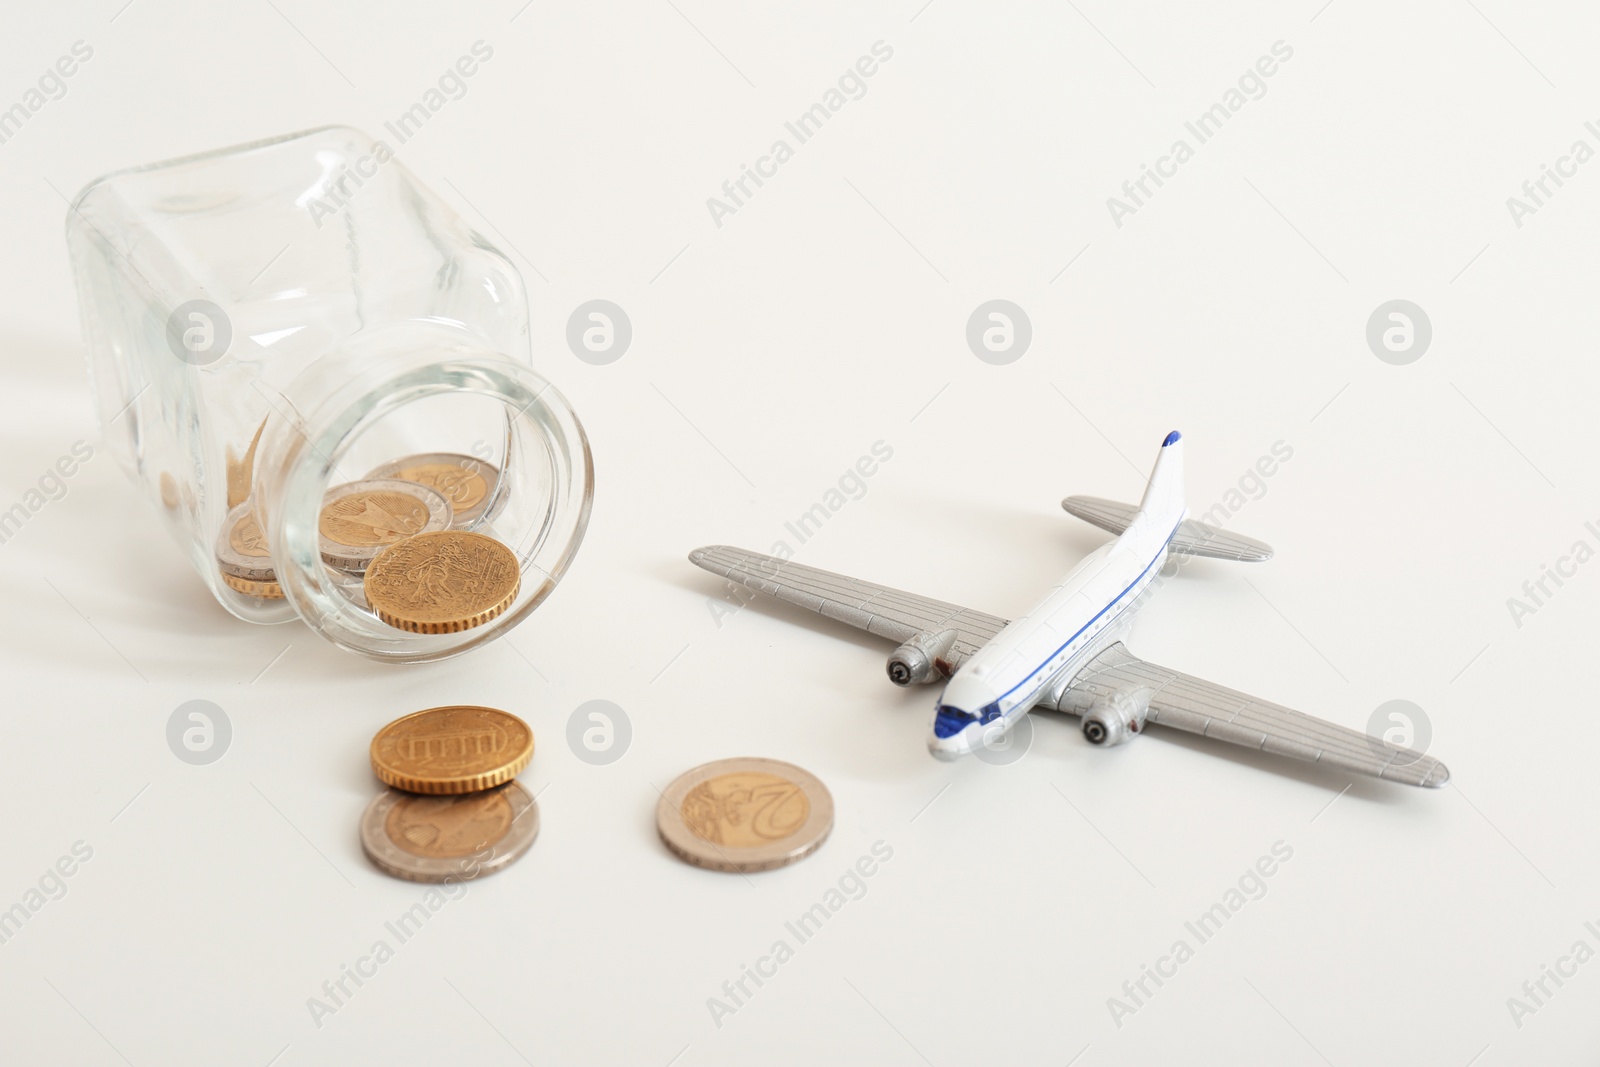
1062 431 1275 562
1136 430 1187 532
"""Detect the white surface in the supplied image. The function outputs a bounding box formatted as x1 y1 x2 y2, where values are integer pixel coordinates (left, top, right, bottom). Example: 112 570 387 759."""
1 2 1596 1064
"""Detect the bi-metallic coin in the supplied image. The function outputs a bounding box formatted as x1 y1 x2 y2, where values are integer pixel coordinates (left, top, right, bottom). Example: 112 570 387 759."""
363 453 502 527
318 478 452 572
359 781 538 883
656 757 833 873
215 503 276 582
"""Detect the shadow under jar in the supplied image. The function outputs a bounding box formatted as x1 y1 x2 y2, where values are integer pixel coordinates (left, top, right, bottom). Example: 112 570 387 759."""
67 126 592 662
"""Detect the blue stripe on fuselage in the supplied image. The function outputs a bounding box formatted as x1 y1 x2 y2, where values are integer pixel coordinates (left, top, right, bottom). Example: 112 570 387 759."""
973 520 1181 723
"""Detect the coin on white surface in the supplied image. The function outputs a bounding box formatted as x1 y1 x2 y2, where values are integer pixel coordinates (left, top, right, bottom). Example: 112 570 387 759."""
656 757 833 873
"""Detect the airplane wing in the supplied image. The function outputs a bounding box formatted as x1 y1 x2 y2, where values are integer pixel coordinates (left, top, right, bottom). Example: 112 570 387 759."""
1062 496 1273 563
690 545 1446 788
689 545 1007 667
1048 641 1449 787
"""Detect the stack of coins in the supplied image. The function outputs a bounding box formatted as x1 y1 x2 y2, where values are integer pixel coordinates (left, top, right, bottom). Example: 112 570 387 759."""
216 504 283 599
656 758 834 873
360 705 540 883
216 453 522 636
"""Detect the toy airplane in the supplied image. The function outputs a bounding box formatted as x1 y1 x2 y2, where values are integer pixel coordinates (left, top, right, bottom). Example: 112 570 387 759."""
691 431 1448 788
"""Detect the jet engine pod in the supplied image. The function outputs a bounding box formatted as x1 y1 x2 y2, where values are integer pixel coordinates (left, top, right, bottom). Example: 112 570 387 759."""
1081 688 1153 746
886 629 959 687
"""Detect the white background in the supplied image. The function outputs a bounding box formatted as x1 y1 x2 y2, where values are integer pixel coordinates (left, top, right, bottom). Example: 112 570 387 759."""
1 1 1596 1064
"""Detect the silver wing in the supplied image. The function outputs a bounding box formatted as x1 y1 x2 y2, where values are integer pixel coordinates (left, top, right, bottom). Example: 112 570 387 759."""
1062 496 1274 563
688 545 1448 788
1047 641 1449 787
690 545 1005 668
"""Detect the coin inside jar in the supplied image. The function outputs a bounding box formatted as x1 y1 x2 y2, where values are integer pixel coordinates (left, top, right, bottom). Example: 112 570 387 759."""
318 478 452 572
363 453 502 527
215 503 277 583
360 781 538 883
220 571 284 599
363 530 520 633
656 758 833 873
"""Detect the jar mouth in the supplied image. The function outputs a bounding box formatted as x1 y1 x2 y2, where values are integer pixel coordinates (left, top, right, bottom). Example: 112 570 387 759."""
251 332 592 663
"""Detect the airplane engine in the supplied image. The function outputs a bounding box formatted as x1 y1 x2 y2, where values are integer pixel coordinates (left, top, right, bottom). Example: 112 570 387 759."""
886 629 959 686
1080 689 1152 746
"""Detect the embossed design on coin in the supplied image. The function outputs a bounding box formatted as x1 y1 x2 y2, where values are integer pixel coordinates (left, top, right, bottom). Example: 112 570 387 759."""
319 479 452 572
364 453 501 526
682 772 810 848
657 758 833 873
360 782 538 883
370 705 534 794
231 513 269 556
387 788 514 858
215 503 276 582
363 531 520 633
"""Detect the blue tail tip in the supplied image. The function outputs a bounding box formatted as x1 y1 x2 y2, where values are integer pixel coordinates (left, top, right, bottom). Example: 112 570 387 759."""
1162 430 1182 447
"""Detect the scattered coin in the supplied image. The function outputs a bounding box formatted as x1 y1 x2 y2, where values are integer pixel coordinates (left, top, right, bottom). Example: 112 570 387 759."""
363 530 520 633
656 757 833 873
220 570 284 599
319 479 452 572
371 705 534 795
215 503 276 582
360 781 538 883
364 453 501 527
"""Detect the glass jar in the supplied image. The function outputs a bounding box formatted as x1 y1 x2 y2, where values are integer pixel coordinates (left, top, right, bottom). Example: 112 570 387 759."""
66 126 592 662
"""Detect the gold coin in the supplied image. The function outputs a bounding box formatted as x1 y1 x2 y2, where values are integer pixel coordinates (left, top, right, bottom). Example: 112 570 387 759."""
364 453 500 525
360 782 538 883
656 758 833 873
363 530 520 633
370 705 534 794
220 571 284 599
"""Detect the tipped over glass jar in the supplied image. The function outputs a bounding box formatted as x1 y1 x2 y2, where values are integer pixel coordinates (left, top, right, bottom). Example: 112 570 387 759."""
67 126 592 662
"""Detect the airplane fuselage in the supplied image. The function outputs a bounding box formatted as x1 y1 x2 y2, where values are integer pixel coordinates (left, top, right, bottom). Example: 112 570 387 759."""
928 512 1182 759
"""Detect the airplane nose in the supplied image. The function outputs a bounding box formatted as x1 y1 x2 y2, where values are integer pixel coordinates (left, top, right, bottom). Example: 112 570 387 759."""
928 735 963 761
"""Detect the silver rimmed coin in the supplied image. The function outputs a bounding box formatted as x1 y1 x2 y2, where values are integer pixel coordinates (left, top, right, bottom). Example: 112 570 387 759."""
359 781 538 883
656 757 833 873
363 453 502 527
318 478 452 572
215 503 277 582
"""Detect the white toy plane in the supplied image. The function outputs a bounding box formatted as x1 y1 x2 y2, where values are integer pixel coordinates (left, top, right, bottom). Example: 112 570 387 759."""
691 431 1448 788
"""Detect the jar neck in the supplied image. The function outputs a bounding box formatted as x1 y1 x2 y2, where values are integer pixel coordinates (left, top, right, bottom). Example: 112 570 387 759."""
251 325 592 662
